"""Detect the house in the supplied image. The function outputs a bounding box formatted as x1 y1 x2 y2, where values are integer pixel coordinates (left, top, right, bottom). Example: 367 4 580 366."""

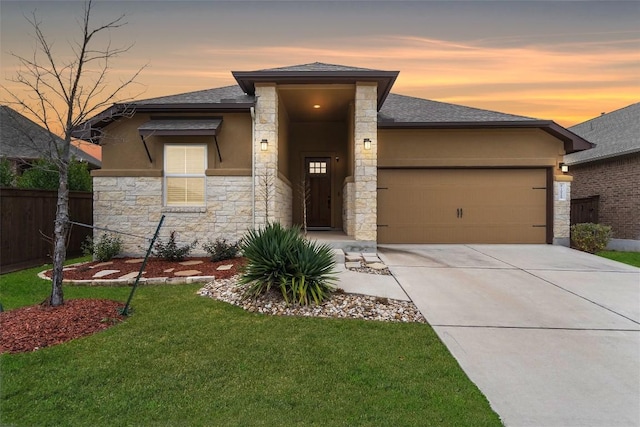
80 63 591 254
1 105 102 172
564 102 640 251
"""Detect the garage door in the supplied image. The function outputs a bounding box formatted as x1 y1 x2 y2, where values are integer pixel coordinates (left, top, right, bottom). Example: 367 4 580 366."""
377 169 548 244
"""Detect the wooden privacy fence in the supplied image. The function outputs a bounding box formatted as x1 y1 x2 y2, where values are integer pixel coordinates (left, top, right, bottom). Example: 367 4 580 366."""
0 188 93 273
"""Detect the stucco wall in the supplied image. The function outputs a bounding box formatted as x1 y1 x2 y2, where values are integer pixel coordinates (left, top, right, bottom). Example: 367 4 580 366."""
570 153 640 241
93 176 252 257
378 128 564 167
95 112 252 176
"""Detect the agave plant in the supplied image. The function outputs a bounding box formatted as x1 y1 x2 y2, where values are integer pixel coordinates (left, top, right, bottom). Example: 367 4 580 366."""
239 222 337 305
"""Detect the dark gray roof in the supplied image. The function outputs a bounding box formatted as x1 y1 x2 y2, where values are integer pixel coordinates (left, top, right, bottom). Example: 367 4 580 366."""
564 102 640 165
138 118 222 136
0 105 101 167
133 85 254 105
255 62 380 73
379 93 537 123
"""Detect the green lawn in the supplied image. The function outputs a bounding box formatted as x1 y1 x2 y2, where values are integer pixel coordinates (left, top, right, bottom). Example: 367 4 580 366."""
1 260 501 427
597 251 640 268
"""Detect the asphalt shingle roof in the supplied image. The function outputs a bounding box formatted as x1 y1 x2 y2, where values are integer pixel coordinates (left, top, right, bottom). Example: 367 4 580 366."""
255 62 380 73
1 105 101 167
564 102 640 165
133 85 254 105
379 93 537 123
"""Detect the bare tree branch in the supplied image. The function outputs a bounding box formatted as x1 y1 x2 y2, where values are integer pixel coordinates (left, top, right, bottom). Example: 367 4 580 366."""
0 0 144 306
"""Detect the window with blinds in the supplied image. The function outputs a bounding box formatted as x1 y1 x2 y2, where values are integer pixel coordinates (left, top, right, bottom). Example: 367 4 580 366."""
164 144 206 206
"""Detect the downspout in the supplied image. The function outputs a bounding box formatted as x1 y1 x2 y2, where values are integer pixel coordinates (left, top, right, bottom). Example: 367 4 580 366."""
250 106 256 229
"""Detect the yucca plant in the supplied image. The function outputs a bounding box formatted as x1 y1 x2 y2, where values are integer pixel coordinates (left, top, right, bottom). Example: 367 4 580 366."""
239 223 337 305
284 239 337 305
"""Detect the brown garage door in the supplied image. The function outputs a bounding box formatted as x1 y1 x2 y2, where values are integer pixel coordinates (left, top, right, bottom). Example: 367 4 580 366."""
377 169 548 244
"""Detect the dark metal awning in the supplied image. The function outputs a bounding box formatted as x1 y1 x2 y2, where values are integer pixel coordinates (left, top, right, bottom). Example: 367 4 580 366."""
138 119 222 136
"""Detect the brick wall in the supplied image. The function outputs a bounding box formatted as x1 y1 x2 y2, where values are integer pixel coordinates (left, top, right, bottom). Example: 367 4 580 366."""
570 153 640 240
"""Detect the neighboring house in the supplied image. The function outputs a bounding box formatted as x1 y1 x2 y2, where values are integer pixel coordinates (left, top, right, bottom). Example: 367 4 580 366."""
0 105 102 173
79 63 591 255
564 102 640 251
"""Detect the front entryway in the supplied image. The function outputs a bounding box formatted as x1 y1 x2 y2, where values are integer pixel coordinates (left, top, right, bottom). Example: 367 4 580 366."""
305 157 332 228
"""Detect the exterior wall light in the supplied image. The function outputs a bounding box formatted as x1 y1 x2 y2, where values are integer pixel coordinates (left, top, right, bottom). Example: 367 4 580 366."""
261 139 268 151
363 138 371 150
560 163 569 173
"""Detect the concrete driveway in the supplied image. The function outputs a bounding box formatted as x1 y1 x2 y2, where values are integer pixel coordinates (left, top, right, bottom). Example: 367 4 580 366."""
378 244 640 427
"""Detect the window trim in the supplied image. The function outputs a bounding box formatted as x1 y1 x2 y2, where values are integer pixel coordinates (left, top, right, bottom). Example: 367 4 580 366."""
163 143 207 207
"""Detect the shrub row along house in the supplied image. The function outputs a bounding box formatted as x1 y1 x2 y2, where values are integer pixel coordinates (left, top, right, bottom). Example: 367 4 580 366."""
78 63 592 255
564 102 640 251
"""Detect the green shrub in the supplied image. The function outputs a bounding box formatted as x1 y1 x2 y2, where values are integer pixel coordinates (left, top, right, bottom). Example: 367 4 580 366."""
68 160 92 191
16 159 58 190
82 232 123 261
0 158 16 187
153 231 198 262
202 238 240 262
239 223 337 306
15 158 92 191
571 223 612 253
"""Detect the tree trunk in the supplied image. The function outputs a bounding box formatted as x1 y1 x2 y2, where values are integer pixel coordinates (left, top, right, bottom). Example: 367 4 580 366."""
49 160 69 307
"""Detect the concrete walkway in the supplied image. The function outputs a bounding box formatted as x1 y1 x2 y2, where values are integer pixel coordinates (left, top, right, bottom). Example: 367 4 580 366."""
378 244 640 427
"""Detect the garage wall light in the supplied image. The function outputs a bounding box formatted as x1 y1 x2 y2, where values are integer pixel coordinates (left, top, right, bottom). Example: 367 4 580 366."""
560 163 569 173
363 138 371 150
260 139 268 151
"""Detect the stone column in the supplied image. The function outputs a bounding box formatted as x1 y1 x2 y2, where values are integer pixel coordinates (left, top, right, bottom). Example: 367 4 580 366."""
553 175 572 246
254 83 278 227
353 82 377 242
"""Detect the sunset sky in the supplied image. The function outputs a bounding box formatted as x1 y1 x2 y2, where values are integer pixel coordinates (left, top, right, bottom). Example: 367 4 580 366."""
1 0 639 128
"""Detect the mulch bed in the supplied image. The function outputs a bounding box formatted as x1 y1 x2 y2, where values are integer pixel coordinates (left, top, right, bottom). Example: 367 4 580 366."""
43 257 246 281
0 299 125 354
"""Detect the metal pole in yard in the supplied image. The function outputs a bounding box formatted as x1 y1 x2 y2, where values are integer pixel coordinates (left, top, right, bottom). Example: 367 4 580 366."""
119 215 165 316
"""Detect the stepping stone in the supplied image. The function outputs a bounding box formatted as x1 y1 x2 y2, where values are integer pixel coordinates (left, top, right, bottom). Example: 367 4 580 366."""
367 262 387 270
216 264 233 271
345 262 361 269
179 260 203 266
125 258 145 264
119 272 140 280
345 255 361 262
362 252 378 257
346 252 361 257
92 261 114 268
93 269 120 278
164 268 175 273
174 270 202 277
363 256 380 263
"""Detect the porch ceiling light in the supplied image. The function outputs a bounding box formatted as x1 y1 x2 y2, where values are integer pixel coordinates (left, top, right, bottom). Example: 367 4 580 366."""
560 162 569 173
313 104 321 109
363 138 372 150
261 139 268 151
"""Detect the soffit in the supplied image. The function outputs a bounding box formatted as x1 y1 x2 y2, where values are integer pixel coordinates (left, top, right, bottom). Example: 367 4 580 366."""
278 85 354 122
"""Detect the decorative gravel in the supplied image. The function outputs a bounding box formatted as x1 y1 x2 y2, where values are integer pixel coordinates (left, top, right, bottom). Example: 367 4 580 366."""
346 260 392 275
198 276 426 323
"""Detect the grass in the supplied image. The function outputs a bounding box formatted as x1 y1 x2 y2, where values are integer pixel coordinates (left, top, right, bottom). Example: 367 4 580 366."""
1 259 501 427
596 250 640 268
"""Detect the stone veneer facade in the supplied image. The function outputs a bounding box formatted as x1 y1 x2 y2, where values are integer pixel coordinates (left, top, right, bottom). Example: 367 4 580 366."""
93 176 252 256
553 176 571 246
353 83 378 242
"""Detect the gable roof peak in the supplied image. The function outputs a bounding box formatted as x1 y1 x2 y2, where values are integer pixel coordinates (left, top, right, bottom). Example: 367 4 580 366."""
254 62 384 73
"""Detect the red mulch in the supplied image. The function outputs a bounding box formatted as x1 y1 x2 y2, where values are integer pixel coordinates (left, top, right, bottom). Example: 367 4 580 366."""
0 299 125 354
2 257 246 355
43 257 246 281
